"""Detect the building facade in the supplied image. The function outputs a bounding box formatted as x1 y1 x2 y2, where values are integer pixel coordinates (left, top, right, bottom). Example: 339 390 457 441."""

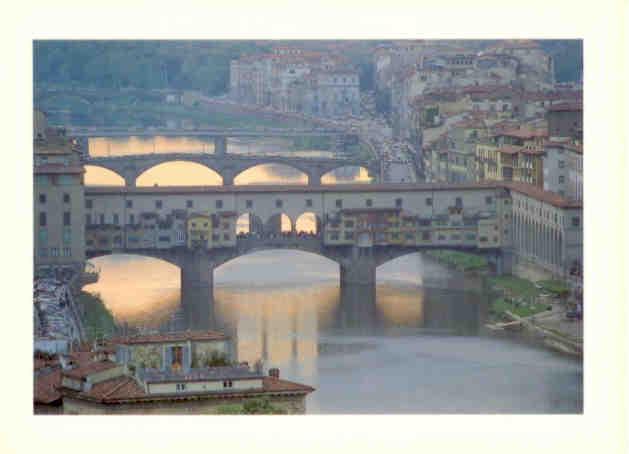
34 111 86 271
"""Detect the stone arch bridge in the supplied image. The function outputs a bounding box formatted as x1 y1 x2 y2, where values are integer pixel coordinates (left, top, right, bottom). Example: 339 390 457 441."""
84 153 377 187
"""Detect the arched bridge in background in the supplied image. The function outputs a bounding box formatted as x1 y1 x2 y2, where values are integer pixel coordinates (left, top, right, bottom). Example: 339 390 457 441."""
84 153 377 186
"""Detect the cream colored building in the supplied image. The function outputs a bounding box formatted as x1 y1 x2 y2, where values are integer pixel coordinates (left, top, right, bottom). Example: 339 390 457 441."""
34 111 85 271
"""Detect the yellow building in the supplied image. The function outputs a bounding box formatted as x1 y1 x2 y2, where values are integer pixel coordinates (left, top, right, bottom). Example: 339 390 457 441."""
187 213 212 249
476 144 544 188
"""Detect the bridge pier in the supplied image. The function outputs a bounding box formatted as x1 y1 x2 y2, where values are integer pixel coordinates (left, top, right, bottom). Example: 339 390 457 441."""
214 137 227 156
339 246 377 287
180 249 216 329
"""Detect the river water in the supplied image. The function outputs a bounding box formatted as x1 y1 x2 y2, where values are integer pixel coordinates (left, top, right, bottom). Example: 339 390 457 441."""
82 137 583 414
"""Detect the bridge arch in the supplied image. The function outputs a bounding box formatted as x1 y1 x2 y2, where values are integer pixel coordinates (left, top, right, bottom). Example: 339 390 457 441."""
84 250 182 268
321 165 373 185
233 163 309 186
214 247 341 270
83 165 126 186
135 160 223 186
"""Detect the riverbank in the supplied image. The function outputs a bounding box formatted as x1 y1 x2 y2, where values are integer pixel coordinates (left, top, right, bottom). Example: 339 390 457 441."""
75 290 118 341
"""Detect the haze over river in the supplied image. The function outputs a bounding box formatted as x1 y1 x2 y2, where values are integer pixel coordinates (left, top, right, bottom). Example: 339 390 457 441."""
83 137 582 414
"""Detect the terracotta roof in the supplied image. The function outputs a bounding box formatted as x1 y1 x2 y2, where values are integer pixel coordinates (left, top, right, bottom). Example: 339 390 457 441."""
62 361 119 380
504 182 582 209
34 369 62 404
497 145 523 155
545 141 583 154
548 102 582 112
496 128 547 139
61 374 314 404
110 330 228 345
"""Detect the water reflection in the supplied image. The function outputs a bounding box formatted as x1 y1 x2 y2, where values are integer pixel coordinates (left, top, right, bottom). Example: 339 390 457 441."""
84 251 581 413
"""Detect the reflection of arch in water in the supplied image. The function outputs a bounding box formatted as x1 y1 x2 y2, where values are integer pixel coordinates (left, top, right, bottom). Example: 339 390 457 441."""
265 213 293 233
235 212 265 235
84 165 125 186
234 163 308 185
136 161 223 186
294 212 322 234
321 165 372 185
82 253 181 328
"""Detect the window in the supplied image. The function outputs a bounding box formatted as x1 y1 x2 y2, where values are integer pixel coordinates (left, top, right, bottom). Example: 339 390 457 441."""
405 233 414 240
422 232 431 240
558 176 565 184
126 200 133 208
85 214 91 225
62 248 71 257
86 199 93 209
558 160 565 168
330 232 340 240
63 228 71 244
485 196 493 205
176 384 187 392
395 198 403 208
366 199 373 207
112 213 119 225
169 346 183 371
344 232 354 240
38 228 48 244
159 236 170 242
275 199 283 208
572 217 580 227
344 221 354 228
222 380 233 388
39 248 48 257
50 247 59 257
493 236 498 242
156 200 163 209
246 200 253 208
99 214 105 225
425 198 432 206
39 194 46 204
216 200 223 209
129 214 135 225
212 234 219 241
186 200 193 208
39 212 47 227
455 197 463 208
306 199 313 207
223 234 230 241
63 193 70 203
336 199 342 208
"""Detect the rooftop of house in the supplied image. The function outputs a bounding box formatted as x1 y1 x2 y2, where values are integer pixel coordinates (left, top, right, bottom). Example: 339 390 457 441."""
34 369 63 404
109 330 228 345
60 374 314 404
504 182 582 209
61 360 119 380
547 102 583 112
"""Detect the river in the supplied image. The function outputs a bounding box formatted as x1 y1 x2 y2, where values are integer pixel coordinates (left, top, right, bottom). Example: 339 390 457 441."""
82 137 583 414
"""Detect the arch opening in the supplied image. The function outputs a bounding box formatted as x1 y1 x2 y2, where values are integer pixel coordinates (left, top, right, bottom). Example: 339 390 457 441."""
136 161 223 187
84 165 125 186
234 163 308 186
235 212 265 237
265 213 293 235
321 165 372 185
295 212 321 235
